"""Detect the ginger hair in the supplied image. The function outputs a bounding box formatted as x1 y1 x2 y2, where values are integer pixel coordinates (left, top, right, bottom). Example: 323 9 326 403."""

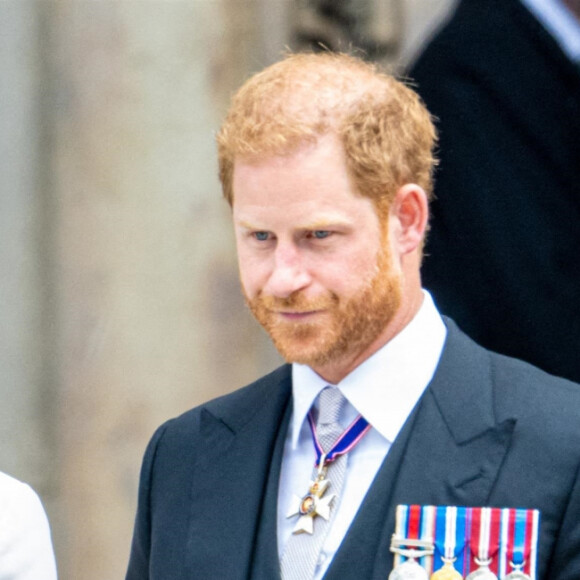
216 52 437 215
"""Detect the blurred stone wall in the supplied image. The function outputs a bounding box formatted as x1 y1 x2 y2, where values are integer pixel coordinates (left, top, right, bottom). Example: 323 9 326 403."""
0 1 454 578
0 0 58 504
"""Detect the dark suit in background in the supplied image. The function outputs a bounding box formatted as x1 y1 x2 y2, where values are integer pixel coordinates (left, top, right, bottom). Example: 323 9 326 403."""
409 0 580 382
126 321 580 579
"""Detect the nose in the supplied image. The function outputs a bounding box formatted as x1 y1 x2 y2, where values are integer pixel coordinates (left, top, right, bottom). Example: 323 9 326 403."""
264 245 311 298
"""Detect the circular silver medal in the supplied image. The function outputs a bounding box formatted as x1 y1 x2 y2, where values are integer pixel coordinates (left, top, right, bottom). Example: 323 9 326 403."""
465 558 498 580
503 572 531 580
389 558 430 580
503 561 532 579
465 569 498 580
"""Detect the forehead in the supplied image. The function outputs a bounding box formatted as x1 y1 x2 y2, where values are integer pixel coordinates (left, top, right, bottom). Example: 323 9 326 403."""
231 135 378 227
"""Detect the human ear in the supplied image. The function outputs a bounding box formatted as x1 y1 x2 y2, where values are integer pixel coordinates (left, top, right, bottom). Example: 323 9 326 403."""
389 183 429 255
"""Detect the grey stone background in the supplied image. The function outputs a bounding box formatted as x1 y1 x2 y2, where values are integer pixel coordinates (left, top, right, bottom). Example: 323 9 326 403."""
0 1 454 578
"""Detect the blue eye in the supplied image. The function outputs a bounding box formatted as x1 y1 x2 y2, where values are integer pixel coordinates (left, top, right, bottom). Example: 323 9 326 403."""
254 231 269 241
313 230 330 239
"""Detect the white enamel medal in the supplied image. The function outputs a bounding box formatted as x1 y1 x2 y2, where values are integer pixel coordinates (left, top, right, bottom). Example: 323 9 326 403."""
286 457 335 535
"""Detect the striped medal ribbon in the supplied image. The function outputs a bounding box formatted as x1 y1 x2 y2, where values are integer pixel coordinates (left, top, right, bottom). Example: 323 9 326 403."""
430 506 466 579
501 509 539 580
465 508 499 579
390 505 435 580
390 505 540 580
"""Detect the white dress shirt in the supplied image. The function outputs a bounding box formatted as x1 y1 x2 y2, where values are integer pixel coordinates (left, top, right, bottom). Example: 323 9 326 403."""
0 471 58 580
520 0 580 63
277 291 447 579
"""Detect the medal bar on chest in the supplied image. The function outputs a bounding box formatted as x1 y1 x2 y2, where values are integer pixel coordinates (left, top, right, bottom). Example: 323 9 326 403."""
389 506 540 580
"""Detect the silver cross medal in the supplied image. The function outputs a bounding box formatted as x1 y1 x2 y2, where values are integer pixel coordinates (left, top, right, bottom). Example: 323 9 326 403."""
286 453 336 534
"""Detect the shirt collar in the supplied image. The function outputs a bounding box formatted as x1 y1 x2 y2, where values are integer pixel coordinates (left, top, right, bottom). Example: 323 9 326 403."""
290 290 447 448
520 0 580 62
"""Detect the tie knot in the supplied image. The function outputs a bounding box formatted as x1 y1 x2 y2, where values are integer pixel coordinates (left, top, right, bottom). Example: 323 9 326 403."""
317 387 345 427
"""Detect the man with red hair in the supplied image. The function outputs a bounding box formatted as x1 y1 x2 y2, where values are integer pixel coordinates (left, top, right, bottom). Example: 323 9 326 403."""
126 52 580 580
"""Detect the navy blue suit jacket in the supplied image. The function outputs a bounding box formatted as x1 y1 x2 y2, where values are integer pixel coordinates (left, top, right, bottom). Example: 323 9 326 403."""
126 320 580 578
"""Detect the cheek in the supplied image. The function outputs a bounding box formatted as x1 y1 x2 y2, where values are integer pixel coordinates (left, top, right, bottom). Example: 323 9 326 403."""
315 255 374 297
345 248 381 281
237 255 268 298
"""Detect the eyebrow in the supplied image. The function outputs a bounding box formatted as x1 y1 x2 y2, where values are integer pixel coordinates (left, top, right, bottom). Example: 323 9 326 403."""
235 217 352 231
301 218 351 230
235 220 265 231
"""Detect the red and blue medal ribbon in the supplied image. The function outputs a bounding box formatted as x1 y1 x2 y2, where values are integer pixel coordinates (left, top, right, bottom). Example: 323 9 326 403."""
502 507 540 578
393 505 437 573
307 410 371 468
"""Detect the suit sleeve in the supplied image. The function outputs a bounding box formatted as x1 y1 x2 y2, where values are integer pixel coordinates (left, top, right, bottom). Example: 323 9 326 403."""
125 423 169 580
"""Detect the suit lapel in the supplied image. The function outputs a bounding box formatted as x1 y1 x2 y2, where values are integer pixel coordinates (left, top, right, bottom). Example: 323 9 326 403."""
326 320 517 578
391 319 517 507
183 365 292 580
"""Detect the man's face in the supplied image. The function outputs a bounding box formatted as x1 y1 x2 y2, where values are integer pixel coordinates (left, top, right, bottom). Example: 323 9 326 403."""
232 135 402 376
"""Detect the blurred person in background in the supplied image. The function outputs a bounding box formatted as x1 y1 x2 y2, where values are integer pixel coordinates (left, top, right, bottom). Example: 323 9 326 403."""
409 0 580 382
0 470 57 579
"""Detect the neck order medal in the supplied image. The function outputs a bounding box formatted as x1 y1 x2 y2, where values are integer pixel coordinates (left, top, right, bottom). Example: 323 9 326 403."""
286 461 334 535
287 409 371 535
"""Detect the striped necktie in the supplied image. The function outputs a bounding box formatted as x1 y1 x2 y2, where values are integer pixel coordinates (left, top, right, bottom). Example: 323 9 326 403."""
280 387 347 580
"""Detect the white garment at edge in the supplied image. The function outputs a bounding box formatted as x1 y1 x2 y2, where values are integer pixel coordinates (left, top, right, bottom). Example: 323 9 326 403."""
278 291 447 580
0 471 58 580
